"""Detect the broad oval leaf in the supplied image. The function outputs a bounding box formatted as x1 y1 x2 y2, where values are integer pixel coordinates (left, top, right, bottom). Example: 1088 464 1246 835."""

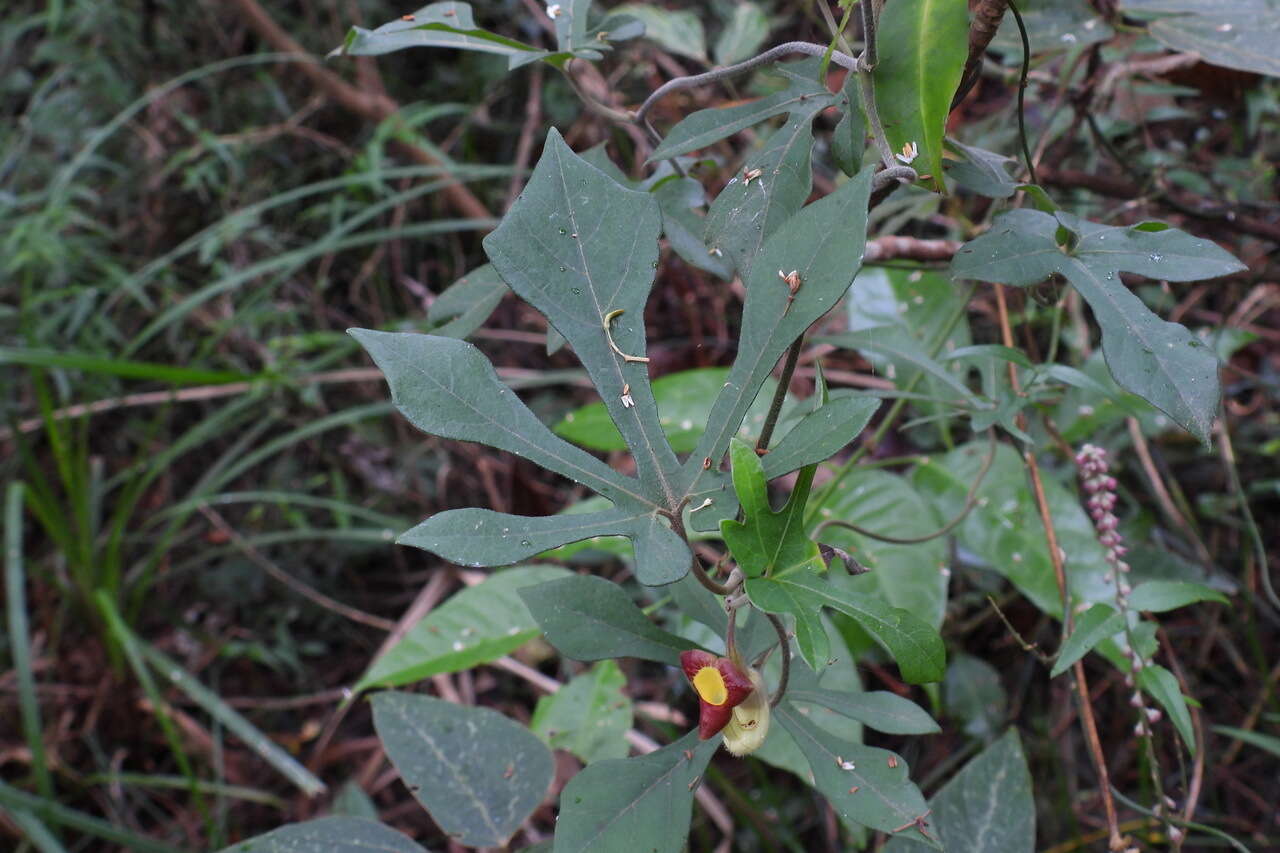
882 729 1034 853
355 565 569 692
217 816 428 853
913 441 1115 614
609 3 707 60
553 731 719 853
520 575 697 665
774 702 935 843
943 654 1007 741
872 0 969 192
371 692 553 849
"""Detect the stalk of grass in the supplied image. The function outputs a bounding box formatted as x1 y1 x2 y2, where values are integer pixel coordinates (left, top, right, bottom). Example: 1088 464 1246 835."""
3 807 68 853
5 483 54 803
93 592 208 825
136 641 327 797
81 773 287 809
0 780 185 853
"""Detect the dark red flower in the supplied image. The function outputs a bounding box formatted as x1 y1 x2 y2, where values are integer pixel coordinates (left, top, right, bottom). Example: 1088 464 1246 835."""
679 650 755 739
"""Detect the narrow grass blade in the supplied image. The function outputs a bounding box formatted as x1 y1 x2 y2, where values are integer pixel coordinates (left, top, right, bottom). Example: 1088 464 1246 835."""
0 780 184 853
5 482 54 801
136 641 327 797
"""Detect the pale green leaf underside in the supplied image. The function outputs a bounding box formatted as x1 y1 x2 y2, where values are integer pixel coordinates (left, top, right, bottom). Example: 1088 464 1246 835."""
371 692 553 849
873 0 969 192
484 129 682 503
951 209 1244 442
217 817 428 853
355 566 569 692
715 2 771 65
520 575 697 666
531 661 633 764
553 731 719 853
775 703 936 843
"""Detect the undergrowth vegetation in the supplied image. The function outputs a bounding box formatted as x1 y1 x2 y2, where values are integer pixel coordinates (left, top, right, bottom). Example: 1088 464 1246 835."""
2 1 1278 851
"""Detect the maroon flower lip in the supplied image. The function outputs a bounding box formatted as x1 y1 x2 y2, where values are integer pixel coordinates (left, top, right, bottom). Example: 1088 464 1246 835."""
679 650 755 739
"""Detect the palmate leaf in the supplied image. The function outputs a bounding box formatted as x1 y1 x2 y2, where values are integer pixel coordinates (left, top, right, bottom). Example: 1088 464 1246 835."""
350 330 688 585
952 210 1245 443
746 568 945 684
785 660 940 735
484 129 682 503
722 439 822 580
774 703 936 845
683 165 875 528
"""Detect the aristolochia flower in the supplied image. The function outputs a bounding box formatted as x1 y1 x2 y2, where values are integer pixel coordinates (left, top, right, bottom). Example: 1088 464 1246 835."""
679 650 754 739
679 650 771 753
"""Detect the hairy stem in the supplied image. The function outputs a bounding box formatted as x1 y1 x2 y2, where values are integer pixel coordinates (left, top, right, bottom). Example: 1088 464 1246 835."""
755 337 803 454
635 41 858 126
